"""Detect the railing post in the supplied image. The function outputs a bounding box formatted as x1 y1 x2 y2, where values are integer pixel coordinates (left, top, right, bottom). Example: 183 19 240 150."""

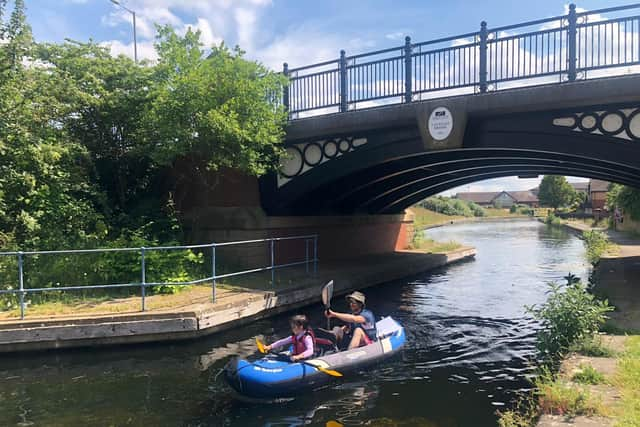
270 239 275 286
212 244 217 303
567 3 577 81
282 62 290 114
339 50 348 112
479 21 488 93
404 36 412 103
18 252 25 320
305 238 310 274
313 236 318 275
140 247 146 312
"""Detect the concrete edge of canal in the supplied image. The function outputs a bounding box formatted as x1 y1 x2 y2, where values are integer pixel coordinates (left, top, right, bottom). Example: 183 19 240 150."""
0 247 476 353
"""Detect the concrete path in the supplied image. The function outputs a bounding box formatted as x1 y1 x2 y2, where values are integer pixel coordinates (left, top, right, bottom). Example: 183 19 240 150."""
0 247 475 353
537 336 628 427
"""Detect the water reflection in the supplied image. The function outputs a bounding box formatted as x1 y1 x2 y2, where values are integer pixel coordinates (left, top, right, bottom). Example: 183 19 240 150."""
0 220 588 427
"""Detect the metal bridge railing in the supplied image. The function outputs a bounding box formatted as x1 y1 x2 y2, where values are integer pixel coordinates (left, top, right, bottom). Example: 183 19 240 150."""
283 3 640 118
0 235 318 319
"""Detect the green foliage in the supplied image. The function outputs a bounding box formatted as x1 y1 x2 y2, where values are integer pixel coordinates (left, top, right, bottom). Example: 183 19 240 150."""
544 211 562 225
571 364 605 385
616 336 640 425
0 5 287 309
608 183 640 221
538 176 576 209
419 196 486 217
534 369 602 417
569 336 616 357
146 25 288 177
582 230 610 265
510 204 534 215
526 276 614 360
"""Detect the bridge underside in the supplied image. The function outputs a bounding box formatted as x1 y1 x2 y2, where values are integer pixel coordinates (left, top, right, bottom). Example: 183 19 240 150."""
261 83 640 216
281 149 640 215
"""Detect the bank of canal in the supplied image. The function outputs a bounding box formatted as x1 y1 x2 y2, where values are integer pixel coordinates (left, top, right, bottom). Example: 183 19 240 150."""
0 220 590 426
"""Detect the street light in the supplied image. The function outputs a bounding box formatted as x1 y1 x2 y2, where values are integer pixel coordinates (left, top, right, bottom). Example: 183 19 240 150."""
110 0 137 63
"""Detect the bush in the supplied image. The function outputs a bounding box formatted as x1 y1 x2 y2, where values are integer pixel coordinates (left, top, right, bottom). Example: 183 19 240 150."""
527 276 614 360
545 211 562 225
535 370 601 417
419 196 486 217
572 364 605 385
569 336 616 357
582 230 610 265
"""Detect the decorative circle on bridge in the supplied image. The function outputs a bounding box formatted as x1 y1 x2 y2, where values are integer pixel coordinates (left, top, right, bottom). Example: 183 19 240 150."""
626 109 640 140
303 142 323 166
338 138 352 153
598 111 625 136
280 146 304 178
578 113 598 132
323 140 338 158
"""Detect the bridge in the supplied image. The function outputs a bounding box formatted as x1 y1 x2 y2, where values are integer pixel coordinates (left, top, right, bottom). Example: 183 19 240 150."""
257 3 640 215
187 3 640 261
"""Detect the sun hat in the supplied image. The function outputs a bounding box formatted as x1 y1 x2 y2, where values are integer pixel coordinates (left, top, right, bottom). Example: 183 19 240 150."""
345 291 366 305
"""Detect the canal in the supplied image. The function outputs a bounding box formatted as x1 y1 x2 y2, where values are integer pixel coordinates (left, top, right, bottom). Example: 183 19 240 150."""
0 220 589 426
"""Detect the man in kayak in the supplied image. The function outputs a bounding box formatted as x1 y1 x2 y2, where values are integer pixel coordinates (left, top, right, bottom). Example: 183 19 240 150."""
263 314 316 361
324 291 377 349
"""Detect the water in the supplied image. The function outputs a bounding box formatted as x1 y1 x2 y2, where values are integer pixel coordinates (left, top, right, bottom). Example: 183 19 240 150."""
0 220 588 426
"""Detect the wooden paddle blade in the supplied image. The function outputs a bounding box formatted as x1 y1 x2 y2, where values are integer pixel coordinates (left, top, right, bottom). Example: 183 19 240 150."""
326 421 344 427
256 338 266 354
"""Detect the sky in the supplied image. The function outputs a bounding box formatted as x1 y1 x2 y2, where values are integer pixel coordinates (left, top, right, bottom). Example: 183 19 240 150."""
18 0 620 195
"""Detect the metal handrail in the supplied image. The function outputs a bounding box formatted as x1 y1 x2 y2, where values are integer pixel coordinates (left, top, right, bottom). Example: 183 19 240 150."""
282 2 640 118
0 234 319 319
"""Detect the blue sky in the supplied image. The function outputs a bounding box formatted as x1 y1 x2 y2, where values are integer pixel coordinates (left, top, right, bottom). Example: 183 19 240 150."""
20 0 617 194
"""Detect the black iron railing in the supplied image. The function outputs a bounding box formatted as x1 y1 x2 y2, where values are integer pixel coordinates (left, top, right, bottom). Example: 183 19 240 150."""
283 3 640 118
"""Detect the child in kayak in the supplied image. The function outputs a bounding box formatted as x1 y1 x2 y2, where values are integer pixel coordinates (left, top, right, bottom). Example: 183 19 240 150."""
263 314 316 361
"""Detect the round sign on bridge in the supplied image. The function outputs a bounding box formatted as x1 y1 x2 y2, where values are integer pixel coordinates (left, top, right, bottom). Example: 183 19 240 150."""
428 107 453 141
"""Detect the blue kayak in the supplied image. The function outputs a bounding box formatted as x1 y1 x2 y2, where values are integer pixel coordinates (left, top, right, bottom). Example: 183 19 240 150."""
224 317 406 400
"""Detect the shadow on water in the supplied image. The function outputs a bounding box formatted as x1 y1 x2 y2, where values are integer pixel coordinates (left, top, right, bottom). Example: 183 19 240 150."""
0 220 589 427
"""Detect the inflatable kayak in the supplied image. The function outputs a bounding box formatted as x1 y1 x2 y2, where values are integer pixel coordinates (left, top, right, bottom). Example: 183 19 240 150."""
224 316 405 400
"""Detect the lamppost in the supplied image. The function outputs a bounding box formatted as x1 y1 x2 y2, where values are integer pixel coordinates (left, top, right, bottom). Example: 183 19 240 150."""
109 0 137 63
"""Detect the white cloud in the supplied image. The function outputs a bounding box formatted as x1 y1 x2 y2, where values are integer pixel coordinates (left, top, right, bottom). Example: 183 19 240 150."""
438 176 590 196
101 39 158 62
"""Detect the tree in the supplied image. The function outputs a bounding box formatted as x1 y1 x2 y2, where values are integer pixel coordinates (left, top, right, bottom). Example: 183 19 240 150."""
145 25 288 177
607 183 640 221
538 176 576 209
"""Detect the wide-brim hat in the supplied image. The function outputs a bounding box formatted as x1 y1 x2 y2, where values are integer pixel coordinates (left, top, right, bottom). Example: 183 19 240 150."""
345 291 366 305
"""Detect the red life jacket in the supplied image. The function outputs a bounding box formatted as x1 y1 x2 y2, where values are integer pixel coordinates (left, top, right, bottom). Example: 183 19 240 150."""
291 328 316 356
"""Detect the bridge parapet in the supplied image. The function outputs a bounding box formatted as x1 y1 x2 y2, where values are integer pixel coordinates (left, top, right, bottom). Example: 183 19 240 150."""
284 3 640 119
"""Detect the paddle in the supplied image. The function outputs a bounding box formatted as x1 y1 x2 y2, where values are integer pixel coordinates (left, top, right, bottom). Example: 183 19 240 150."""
321 280 334 330
256 338 342 377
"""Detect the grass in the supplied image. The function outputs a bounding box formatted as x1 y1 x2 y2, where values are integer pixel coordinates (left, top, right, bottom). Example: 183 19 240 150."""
535 373 605 417
0 266 317 319
408 237 461 253
410 206 465 229
572 364 606 385
570 336 617 358
614 336 640 426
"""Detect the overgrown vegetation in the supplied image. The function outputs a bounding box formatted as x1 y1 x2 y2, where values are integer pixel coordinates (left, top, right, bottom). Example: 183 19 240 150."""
615 336 640 425
571 364 605 385
607 183 640 221
0 1 287 308
535 369 603 417
417 196 486 217
582 230 611 265
408 229 461 253
568 335 616 358
544 211 562 226
526 277 614 361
